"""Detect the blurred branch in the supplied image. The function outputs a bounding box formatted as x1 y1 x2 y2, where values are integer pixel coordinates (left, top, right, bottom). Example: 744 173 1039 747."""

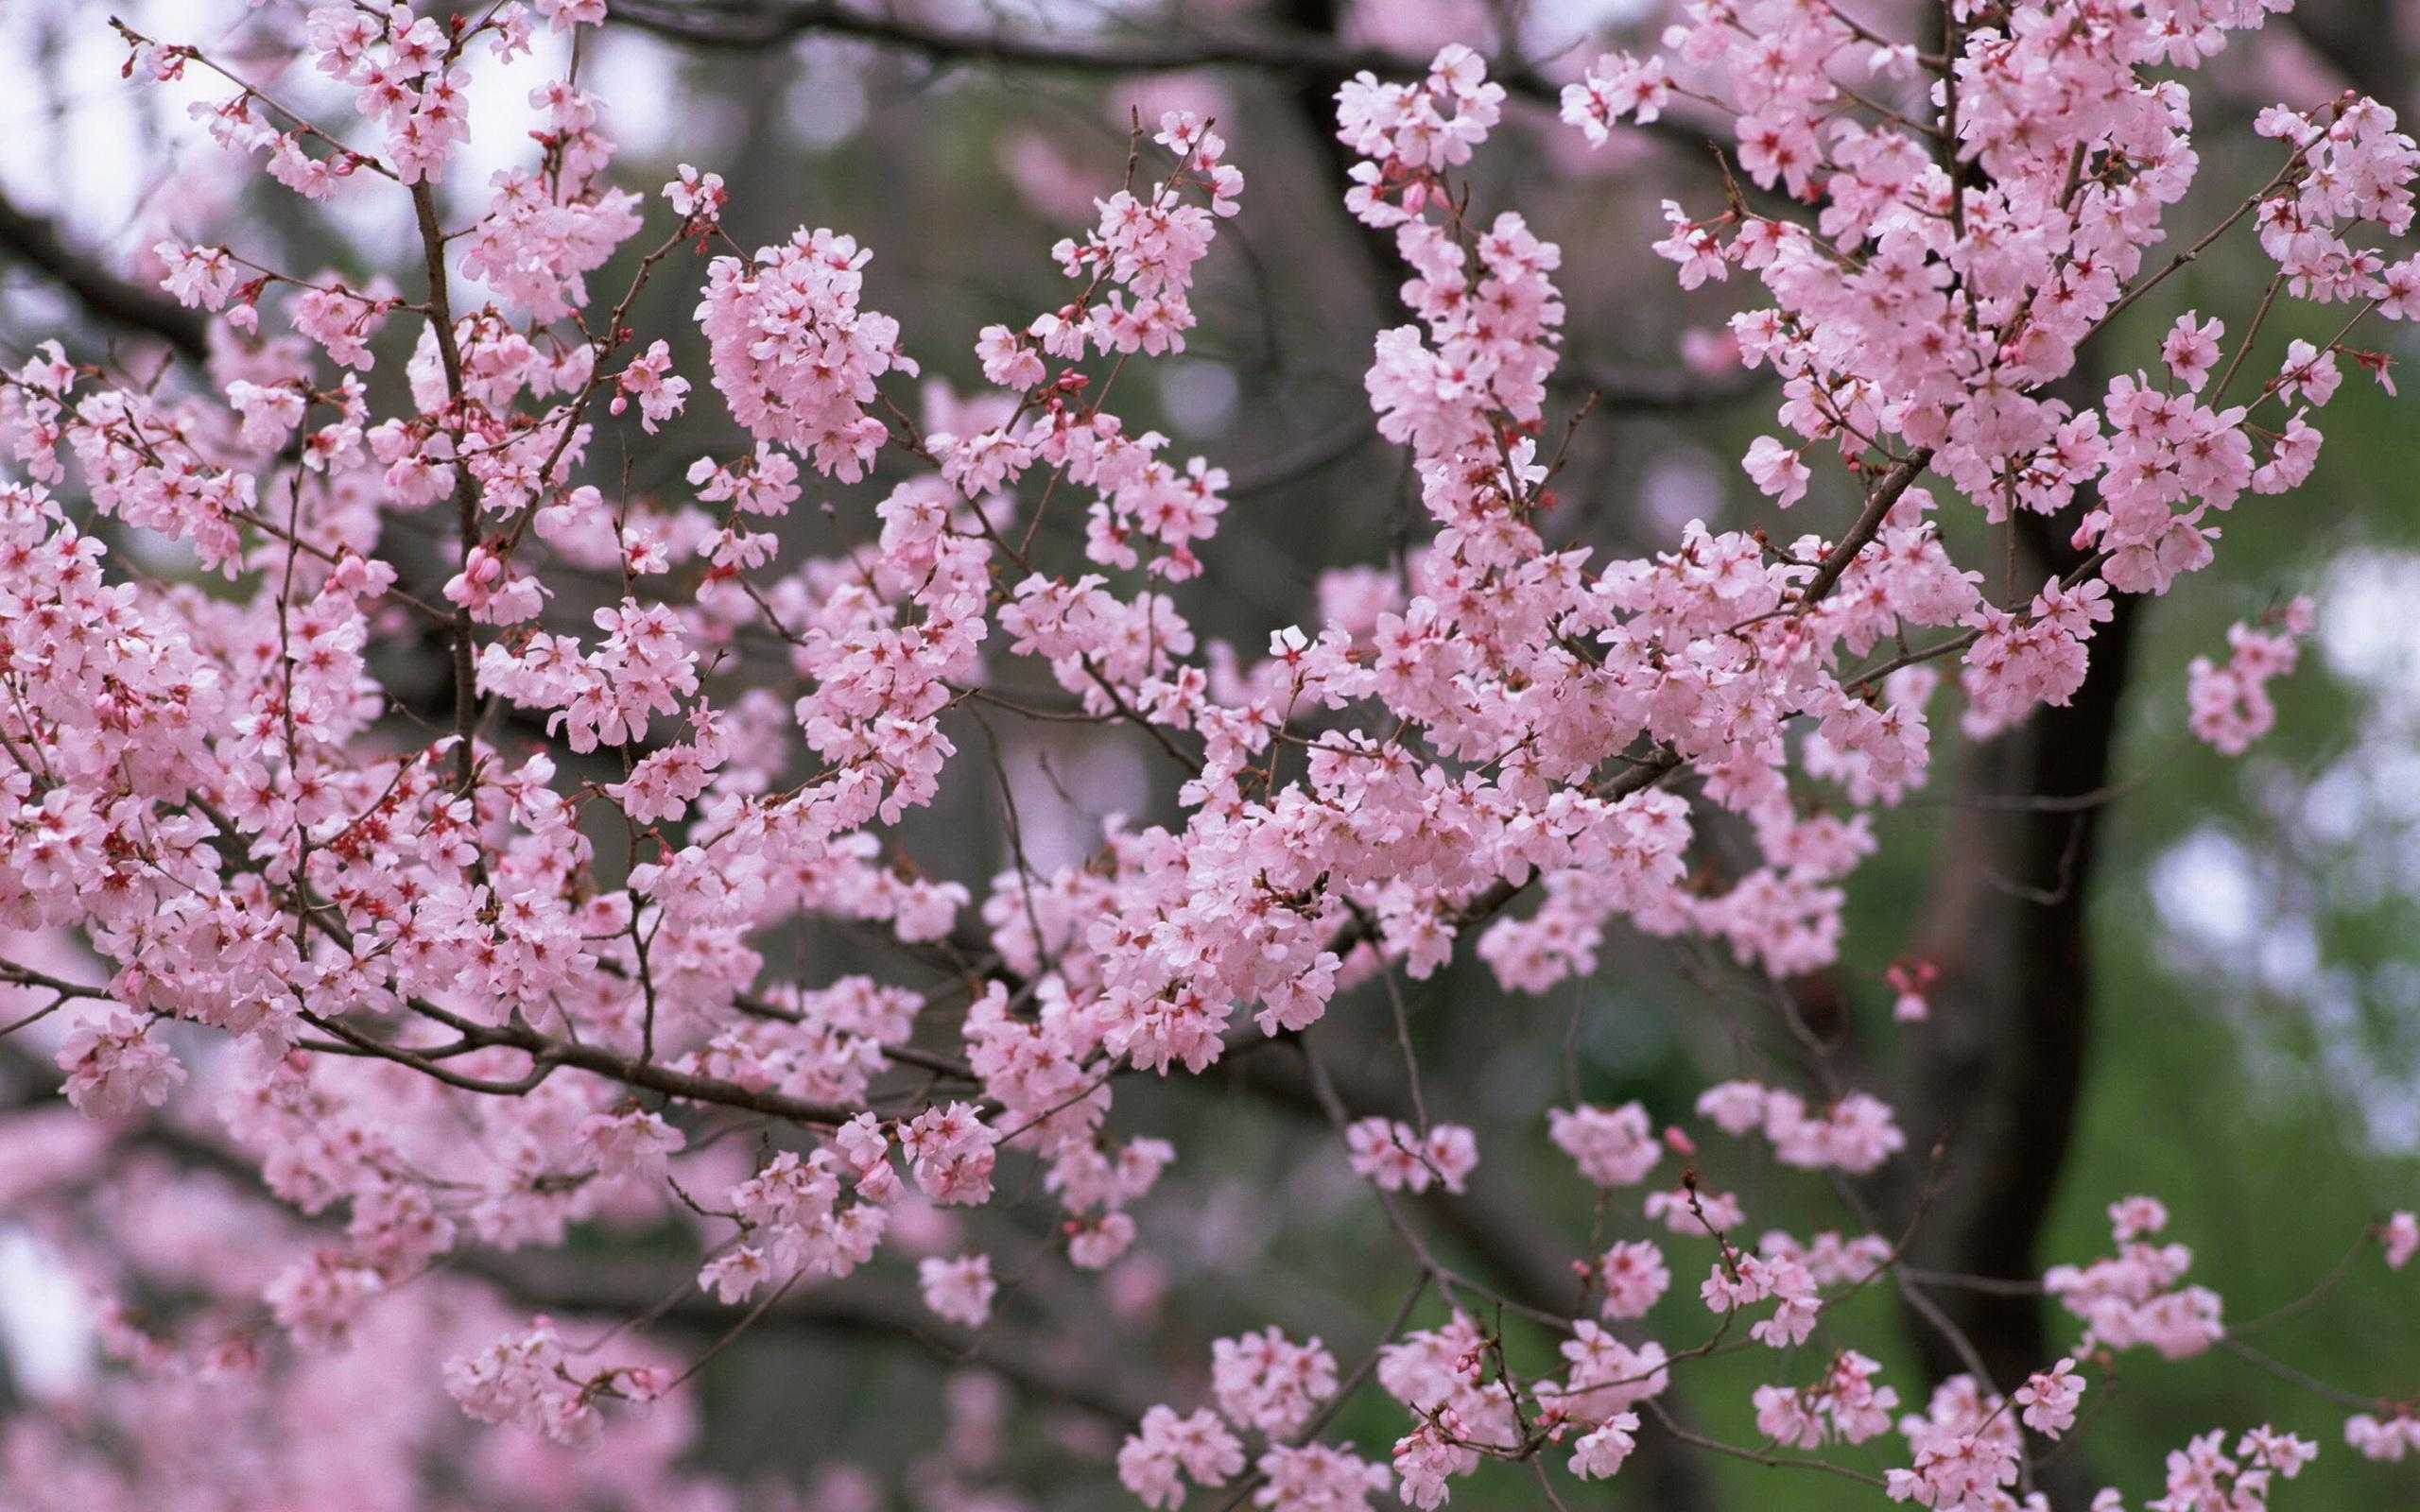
616 0 1536 82
609 0 1733 160
0 192 206 361
1268 0 1400 318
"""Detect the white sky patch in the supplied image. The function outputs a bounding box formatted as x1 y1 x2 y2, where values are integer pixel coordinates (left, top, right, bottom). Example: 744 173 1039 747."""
0 1 687 281
1638 448 1727 538
996 729 1150 876
0 1228 93 1400
2150 825 2261 951
1158 357 1238 437
2318 549 2420 709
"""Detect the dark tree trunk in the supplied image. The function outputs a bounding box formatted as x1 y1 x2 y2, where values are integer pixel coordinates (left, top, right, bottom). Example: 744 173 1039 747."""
1895 511 2139 1503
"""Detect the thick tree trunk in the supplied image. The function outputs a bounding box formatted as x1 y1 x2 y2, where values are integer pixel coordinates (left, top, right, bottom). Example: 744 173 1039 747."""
1895 513 2139 1501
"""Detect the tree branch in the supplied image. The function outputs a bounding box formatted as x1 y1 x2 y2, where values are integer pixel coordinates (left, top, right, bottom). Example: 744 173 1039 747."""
616 0 1517 81
609 0 1734 162
0 191 207 360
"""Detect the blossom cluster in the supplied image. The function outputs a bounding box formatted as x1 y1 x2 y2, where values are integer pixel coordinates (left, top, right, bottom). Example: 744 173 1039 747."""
0 1 2413 1509
2187 598 2315 753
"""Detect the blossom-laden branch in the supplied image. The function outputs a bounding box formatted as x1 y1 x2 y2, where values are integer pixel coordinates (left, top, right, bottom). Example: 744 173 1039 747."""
1 3 2416 1511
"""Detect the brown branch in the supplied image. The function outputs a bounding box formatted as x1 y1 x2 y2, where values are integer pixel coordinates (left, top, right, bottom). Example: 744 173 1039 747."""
615 0 1522 84
351 1003 873 1126
608 0 1734 161
407 182 486 801
1796 448 1936 607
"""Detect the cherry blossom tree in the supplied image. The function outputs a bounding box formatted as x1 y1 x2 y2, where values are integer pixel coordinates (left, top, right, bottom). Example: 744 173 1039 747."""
0 2 2413 1510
